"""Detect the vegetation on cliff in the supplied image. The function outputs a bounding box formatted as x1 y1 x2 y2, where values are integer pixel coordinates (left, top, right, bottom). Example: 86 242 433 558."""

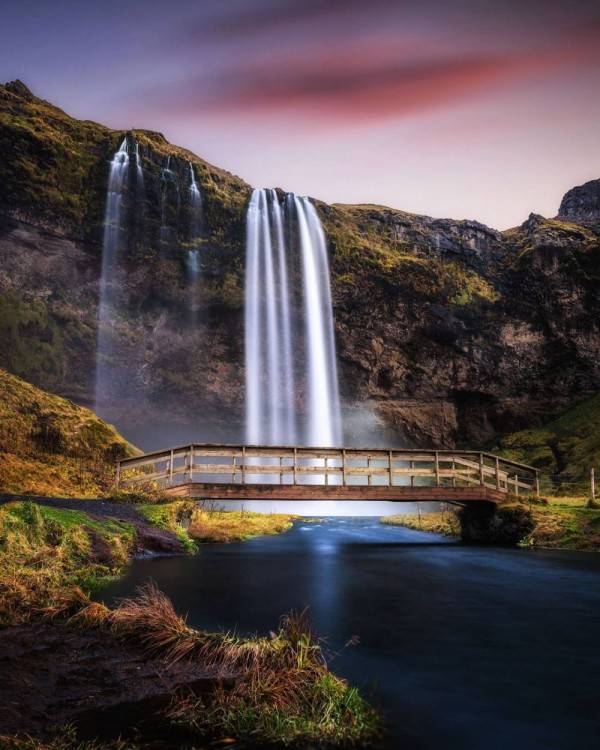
0 368 137 497
496 392 600 494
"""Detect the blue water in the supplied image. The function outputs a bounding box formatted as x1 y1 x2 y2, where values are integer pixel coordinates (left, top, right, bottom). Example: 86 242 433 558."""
99 518 600 749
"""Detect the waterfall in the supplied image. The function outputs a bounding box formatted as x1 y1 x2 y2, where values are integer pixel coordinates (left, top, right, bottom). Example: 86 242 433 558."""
294 196 342 447
245 189 341 448
160 155 179 246
94 137 129 413
187 161 202 280
134 141 144 187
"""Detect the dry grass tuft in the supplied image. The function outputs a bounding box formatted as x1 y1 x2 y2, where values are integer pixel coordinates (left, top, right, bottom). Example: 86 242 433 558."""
188 508 295 544
110 582 203 663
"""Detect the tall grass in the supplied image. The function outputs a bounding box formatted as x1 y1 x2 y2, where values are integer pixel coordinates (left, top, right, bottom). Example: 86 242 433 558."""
103 583 379 746
0 501 134 625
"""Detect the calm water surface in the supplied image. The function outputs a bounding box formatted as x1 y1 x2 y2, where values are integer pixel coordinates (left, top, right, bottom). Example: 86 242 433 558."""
100 518 600 749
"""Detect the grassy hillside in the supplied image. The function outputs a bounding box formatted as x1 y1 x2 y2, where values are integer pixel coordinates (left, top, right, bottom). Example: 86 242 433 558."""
496 393 600 493
0 368 137 497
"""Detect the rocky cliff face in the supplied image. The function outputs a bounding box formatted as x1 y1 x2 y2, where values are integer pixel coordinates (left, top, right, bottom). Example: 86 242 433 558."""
1 80 599 450
558 179 600 225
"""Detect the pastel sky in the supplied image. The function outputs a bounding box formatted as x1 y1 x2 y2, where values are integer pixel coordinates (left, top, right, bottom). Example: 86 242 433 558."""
2 0 600 228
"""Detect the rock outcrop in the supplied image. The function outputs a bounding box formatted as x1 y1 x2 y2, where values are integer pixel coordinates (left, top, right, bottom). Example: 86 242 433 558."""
558 178 600 225
1 81 599 450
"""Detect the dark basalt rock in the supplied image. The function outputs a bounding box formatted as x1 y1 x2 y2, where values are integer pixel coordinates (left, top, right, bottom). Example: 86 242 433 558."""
458 503 535 545
558 178 600 225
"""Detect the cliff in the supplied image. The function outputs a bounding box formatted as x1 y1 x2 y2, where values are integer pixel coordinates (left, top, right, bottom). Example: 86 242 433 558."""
0 367 137 496
1 80 599 453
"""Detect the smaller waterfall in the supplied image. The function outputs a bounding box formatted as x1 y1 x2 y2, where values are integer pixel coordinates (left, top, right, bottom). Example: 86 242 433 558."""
188 161 203 252
186 162 203 327
160 155 179 246
134 141 144 187
95 137 130 413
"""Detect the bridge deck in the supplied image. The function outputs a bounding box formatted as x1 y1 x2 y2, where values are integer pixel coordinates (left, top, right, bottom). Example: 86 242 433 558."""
117 444 539 503
165 482 508 504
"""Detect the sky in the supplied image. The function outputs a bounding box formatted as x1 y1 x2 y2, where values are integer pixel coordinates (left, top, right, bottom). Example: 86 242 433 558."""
2 0 600 228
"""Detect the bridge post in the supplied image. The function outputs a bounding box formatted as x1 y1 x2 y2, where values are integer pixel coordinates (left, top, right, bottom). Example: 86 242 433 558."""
495 456 500 490
293 448 298 484
410 460 415 488
342 449 347 485
188 445 193 483
535 471 540 497
242 446 246 483
388 450 393 487
169 448 174 486
434 451 440 487
479 453 485 486
115 460 121 491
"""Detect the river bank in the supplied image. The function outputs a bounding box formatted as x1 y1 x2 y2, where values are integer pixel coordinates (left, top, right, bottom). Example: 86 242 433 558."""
381 496 600 551
98 516 600 749
0 499 379 749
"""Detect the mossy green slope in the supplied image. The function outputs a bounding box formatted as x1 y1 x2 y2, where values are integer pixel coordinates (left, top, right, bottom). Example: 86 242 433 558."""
0 500 135 625
496 392 600 491
0 367 138 497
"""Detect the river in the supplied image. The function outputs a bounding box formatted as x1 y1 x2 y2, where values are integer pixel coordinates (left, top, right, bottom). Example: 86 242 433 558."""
99 517 600 749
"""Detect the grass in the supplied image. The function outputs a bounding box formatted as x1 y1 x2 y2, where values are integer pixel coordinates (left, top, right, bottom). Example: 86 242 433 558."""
0 500 135 625
381 509 460 536
496 392 600 494
136 503 296 549
2 584 380 747
523 496 600 551
381 497 600 551
0 368 138 497
188 507 295 543
0 503 380 748
0 729 130 749
137 500 198 552
103 583 380 747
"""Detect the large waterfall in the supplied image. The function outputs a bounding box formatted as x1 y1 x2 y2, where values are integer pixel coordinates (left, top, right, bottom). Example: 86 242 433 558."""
245 189 342 447
94 138 130 413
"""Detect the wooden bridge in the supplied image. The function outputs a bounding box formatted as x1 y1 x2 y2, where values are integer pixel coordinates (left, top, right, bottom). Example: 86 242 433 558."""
116 445 539 504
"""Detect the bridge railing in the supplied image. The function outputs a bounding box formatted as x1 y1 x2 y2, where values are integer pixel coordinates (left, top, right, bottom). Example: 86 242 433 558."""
116 445 540 497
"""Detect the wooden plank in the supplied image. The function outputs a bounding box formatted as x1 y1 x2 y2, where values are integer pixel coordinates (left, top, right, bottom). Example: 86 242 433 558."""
123 470 170 485
165 482 507 504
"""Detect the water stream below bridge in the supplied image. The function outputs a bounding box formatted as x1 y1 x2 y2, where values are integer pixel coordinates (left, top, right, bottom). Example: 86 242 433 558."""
99 517 600 749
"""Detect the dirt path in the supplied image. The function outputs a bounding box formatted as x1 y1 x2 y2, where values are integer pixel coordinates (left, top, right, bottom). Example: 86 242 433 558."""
0 621 226 741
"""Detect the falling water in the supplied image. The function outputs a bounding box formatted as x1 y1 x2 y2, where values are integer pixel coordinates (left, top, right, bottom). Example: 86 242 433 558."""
294 196 342 447
94 137 130 413
245 189 341 449
134 141 144 187
188 161 202 272
160 155 179 246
